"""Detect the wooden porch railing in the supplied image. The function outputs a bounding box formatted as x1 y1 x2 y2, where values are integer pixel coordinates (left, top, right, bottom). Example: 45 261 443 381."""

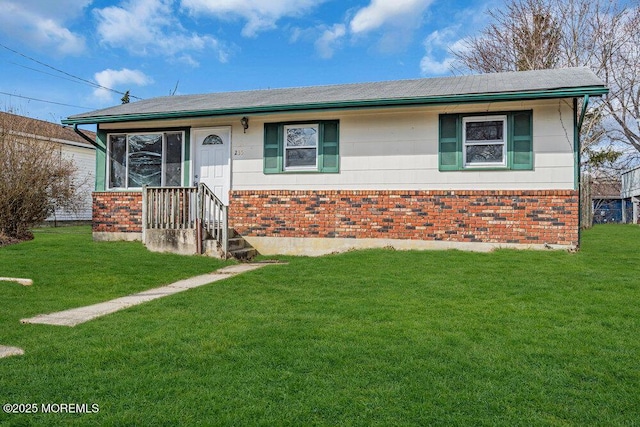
143 186 198 230
142 184 228 257
198 183 228 256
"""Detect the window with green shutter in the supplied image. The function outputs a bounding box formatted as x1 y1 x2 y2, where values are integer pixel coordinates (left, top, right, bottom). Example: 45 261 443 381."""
264 121 340 174
438 111 533 171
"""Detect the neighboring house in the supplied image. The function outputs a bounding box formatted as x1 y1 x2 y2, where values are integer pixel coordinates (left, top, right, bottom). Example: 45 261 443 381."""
63 67 607 257
622 166 640 224
589 177 626 224
0 112 96 223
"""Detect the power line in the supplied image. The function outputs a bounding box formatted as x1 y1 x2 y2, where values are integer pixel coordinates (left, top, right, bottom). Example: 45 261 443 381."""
0 91 94 110
0 42 142 100
6 61 90 86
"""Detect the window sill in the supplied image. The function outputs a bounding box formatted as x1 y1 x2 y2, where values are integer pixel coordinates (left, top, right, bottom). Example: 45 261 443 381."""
265 170 340 175
439 167 531 172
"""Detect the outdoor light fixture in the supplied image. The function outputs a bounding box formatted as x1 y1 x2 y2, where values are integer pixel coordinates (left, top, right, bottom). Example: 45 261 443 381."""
240 116 249 133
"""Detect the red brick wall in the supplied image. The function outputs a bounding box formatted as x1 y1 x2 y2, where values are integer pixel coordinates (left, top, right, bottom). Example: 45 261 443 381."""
229 190 579 246
92 192 143 233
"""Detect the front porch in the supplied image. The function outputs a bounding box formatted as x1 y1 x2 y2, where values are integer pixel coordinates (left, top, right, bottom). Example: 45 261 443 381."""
92 185 256 260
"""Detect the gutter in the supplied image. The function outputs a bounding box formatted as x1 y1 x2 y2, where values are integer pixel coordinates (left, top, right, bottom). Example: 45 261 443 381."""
62 86 609 126
72 124 100 148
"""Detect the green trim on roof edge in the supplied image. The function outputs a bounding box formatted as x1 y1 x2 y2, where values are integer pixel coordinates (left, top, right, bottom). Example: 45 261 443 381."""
63 86 608 125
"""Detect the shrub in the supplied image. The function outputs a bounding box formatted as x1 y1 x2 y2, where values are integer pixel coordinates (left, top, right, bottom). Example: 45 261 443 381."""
0 112 81 242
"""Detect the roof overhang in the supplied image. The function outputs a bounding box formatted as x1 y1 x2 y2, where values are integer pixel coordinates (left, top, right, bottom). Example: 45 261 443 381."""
62 86 608 126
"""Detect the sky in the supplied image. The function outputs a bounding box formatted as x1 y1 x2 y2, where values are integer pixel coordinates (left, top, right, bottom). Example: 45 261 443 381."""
0 0 497 125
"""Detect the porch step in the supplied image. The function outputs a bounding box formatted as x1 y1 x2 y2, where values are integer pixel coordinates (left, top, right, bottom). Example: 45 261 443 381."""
228 237 246 251
230 247 258 261
227 231 258 261
203 230 257 261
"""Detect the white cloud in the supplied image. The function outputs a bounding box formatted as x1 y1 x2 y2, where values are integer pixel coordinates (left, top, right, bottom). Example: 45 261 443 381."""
0 0 88 55
314 24 346 59
93 68 153 102
175 54 201 67
337 0 436 55
419 54 454 76
95 0 229 62
419 2 493 76
420 27 464 76
349 0 434 34
181 0 326 37
11 0 90 20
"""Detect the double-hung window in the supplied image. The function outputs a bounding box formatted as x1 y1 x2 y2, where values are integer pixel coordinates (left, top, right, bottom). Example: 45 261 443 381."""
264 121 339 173
463 116 507 167
108 131 184 189
284 124 319 170
439 111 533 171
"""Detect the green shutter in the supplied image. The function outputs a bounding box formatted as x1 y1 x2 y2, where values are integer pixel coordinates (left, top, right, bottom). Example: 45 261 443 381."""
510 111 533 170
264 123 281 174
319 121 339 173
439 114 460 170
95 130 108 191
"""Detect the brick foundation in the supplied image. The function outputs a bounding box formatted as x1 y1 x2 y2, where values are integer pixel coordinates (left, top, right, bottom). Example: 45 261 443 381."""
92 192 143 234
229 190 579 247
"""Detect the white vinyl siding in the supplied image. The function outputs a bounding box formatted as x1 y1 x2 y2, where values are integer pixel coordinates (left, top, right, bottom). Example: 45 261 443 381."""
104 99 576 192
47 143 95 221
230 100 574 191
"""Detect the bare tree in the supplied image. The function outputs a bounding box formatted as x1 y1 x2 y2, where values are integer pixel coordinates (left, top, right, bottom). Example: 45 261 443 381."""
596 5 640 152
453 0 640 159
457 0 562 72
0 112 80 245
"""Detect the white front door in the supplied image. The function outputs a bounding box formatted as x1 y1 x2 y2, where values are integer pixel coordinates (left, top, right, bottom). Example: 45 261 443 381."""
193 127 231 205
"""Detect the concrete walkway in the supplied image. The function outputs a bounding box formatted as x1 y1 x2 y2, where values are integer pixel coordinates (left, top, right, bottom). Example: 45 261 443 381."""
0 277 32 286
20 263 276 328
0 345 24 358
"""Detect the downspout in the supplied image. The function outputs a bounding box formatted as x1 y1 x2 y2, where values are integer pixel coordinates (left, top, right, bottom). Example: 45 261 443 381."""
575 94 590 247
72 124 100 148
578 95 590 130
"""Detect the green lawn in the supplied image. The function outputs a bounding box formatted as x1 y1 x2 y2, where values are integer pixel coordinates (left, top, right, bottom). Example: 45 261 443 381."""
1 225 639 426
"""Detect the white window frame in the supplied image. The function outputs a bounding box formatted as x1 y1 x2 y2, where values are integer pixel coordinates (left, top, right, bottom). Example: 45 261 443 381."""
106 131 185 189
107 133 128 190
283 124 319 171
462 115 507 168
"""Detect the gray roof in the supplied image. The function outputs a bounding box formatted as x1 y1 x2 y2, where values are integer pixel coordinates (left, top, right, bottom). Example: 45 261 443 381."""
1 111 96 146
64 67 607 124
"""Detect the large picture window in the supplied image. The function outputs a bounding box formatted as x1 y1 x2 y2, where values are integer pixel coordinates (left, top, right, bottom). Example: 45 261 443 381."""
108 132 184 189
